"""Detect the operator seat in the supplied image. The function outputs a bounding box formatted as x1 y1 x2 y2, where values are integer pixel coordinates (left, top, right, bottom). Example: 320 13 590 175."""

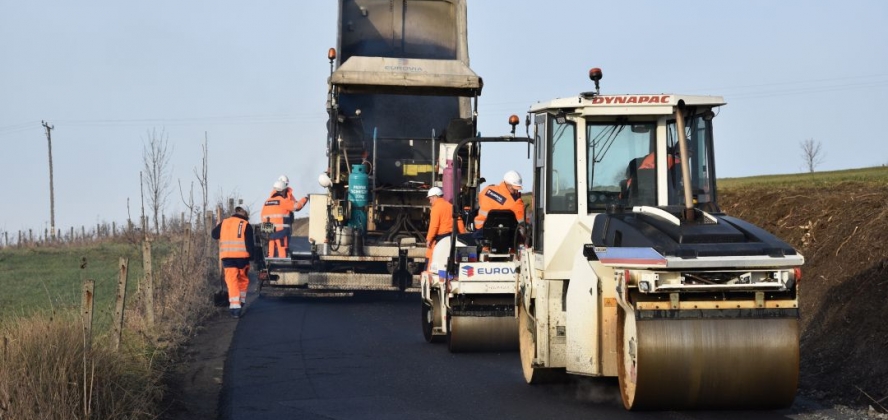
481 209 518 254
623 157 656 206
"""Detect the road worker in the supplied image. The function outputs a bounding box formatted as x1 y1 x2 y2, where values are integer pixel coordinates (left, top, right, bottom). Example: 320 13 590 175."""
623 140 690 200
425 186 465 267
211 204 255 318
261 178 308 258
474 170 525 230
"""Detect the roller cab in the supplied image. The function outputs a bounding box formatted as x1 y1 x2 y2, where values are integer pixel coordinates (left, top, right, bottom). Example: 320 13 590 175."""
516 69 805 410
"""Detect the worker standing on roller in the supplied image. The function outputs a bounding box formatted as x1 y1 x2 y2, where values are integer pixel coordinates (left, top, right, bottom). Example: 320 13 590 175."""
474 170 525 230
425 186 465 267
261 176 308 258
212 204 255 318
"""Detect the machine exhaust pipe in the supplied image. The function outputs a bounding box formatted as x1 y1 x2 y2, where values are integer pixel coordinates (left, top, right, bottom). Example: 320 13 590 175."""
674 105 695 221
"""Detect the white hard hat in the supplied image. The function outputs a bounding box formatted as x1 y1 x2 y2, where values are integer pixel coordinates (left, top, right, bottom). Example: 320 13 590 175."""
273 180 287 192
278 175 289 184
236 204 250 217
318 173 333 188
504 170 522 188
427 186 444 197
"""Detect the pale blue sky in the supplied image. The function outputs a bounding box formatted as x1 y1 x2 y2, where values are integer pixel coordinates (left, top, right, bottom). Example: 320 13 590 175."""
2 0 886 234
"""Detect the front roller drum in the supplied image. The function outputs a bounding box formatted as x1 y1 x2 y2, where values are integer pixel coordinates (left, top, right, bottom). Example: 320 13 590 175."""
618 308 800 410
518 303 565 383
448 314 518 352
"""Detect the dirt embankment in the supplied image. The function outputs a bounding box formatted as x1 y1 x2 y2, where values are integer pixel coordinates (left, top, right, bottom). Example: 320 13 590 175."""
720 182 888 407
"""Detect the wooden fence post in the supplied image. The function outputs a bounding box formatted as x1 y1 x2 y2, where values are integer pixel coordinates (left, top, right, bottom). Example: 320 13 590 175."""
142 239 155 328
111 258 129 352
81 279 95 350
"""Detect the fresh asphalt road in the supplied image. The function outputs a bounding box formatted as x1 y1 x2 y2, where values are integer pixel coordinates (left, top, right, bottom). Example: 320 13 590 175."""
219 291 827 420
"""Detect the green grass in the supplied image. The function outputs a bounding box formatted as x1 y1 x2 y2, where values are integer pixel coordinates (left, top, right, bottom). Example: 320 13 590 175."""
0 239 172 330
719 165 888 190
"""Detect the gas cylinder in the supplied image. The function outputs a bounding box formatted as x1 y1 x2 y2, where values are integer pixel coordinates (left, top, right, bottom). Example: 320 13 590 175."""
442 160 461 204
348 164 369 206
348 164 369 232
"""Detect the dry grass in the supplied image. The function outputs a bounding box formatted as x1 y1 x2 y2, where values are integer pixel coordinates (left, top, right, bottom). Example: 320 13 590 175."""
0 312 161 420
0 230 217 420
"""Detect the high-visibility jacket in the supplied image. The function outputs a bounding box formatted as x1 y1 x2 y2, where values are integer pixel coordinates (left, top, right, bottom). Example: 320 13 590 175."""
261 192 296 230
427 198 465 244
474 182 524 229
217 215 252 259
637 153 677 170
267 187 293 209
267 187 308 211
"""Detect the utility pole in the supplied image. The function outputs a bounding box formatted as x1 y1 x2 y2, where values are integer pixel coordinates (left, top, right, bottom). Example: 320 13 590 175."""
42 121 56 240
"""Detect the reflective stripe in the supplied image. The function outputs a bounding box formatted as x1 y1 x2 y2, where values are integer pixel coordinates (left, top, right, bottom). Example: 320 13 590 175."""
478 209 489 216
220 240 247 253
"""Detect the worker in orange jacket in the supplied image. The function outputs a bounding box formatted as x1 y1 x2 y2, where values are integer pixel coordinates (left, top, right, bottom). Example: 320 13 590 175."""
425 186 466 266
261 177 308 258
623 141 689 196
211 204 255 318
474 170 525 230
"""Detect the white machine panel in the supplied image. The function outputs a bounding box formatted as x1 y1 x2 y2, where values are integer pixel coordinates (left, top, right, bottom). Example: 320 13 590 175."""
307 193 329 244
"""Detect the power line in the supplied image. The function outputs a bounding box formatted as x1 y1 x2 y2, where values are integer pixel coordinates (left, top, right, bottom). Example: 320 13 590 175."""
0 120 42 133
0 114 328 137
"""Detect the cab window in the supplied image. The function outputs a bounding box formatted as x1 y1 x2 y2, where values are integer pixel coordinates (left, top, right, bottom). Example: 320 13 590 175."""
547 116 577 214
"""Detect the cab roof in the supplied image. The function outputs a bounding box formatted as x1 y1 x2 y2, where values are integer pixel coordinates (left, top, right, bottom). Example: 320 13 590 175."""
529 94 726 116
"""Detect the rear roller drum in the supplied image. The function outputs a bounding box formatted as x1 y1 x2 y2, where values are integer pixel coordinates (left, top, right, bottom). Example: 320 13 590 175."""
617 305 800 410
422 294 444 344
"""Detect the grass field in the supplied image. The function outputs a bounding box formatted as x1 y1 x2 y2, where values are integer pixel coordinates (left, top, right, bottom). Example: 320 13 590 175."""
0 234 209 420
719 165 888 190
0 239 172 330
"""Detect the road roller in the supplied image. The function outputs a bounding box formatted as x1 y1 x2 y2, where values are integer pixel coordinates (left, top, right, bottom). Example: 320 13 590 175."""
420 229 520 352
421 125 533 352
516 68 804 410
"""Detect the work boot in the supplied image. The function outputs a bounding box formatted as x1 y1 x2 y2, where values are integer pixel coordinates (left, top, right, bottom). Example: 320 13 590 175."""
230 308 240 319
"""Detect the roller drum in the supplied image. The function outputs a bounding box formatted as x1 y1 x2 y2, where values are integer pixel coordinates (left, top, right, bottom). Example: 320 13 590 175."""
619 312 799 410
448 315 518 352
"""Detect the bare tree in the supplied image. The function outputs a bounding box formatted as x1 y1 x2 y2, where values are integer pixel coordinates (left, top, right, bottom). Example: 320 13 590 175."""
800 138 825 173
142 128 173 236
194 132 209 227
